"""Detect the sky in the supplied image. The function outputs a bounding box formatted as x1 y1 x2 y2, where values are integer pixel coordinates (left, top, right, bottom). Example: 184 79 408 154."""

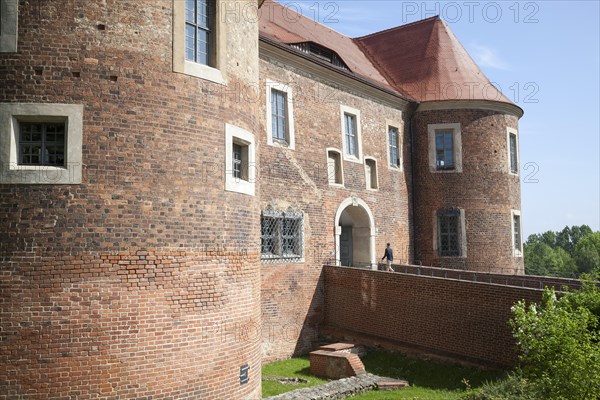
276 0 600 238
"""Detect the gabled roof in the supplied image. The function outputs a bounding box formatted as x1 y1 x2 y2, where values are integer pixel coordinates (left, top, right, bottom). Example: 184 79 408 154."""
258 0 391 87
354 16 513 103
259 2 515 106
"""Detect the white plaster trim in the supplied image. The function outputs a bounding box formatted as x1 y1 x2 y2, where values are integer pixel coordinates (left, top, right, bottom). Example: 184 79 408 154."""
0 0 18 53
225 123 255 196
386 119 403 171
507 127 519 176
364 157 378 191
340 105 362 163
265 79 295 150
326 147 344 187
511 209 523 257
427 122 462 173
334 197 377 269
416 99 523 119
172 0 226 84
0 103 83 184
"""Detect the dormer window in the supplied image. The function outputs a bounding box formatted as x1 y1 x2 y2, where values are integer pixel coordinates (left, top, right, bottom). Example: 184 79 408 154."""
289 42 350 71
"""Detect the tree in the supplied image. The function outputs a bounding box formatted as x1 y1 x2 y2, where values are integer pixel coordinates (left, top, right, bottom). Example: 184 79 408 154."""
524 242 577 277
574 232 600 274
510 275 600 400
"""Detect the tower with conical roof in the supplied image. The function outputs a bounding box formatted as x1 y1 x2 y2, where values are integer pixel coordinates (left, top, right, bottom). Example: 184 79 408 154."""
357 16 524 274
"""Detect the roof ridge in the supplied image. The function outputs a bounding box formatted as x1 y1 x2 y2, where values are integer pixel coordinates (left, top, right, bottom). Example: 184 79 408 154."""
354 15 441 40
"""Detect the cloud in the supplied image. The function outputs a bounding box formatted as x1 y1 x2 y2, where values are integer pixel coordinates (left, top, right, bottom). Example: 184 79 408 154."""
469 42 510 70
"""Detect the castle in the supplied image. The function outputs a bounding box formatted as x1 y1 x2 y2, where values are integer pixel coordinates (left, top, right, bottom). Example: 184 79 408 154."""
1 0 523 398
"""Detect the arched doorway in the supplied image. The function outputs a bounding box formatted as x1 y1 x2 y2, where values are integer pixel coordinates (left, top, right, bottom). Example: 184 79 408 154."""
334 197 376 269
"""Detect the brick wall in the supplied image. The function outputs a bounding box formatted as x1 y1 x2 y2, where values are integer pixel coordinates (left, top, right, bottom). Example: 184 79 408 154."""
323 265 548 366
259 52 413 361
1 1 262 398
412 109 523 274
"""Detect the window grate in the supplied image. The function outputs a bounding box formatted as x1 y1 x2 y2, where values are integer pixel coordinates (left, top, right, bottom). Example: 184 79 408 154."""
513 214 521 251
19 122 66 166
261 208 303 263
438 210 460 256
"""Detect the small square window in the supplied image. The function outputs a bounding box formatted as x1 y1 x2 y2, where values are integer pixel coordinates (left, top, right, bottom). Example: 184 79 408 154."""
18 122 66 166
225 124 255 196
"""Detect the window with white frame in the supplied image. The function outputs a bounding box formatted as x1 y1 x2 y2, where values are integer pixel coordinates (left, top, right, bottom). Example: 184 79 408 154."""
340 105 362 162
0 0 18 53
435 208 466 257
225 123 255 196
173 0 225 84
365 158 378 190
0 103 83 184
327 149 343 185
261 208 303 263
428 123 462 173
266 80 295 149
387 124 401 169
507 128 519 175
512 210 523 256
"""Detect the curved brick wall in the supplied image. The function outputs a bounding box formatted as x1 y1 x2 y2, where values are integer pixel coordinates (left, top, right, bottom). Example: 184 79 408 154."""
0 1 262 398
412 107 524 274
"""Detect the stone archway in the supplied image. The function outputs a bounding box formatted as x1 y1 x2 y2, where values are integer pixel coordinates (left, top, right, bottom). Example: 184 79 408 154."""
334 197 376 269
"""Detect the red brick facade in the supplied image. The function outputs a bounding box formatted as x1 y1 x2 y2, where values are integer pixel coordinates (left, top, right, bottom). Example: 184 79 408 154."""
322 265 546 366
1 1 262 399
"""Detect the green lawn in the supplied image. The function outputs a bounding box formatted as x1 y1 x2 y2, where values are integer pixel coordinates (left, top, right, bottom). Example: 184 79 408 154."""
262 351 506 399
262 356 329 397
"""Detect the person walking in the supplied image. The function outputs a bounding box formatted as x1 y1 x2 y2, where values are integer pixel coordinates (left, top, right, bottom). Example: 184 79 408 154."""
381 243 394 271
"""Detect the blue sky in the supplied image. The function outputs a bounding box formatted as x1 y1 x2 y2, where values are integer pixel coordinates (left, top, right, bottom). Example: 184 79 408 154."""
277 0 600 237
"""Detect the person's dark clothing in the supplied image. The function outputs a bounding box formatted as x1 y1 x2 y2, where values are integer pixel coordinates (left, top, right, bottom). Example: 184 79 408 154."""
382 247 393 261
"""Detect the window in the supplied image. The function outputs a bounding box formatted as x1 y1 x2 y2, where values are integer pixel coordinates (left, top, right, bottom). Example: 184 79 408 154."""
173 0 225 84
365 158 378 190
261 208 303 263
327 149 343 185
435 131 454 170
507 128 519 175
266 80 295 149
18 122 65 166
185 0 213 65
388 125 401 168
428 123 462 173
435 208 466 257
289 42 350 70
0 0 18 53
512 210 523 256
340 105 362 162
0 103 83 184
225 124 255 196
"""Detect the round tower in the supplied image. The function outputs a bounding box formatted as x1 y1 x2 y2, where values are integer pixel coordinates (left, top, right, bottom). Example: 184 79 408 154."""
0 1 262 398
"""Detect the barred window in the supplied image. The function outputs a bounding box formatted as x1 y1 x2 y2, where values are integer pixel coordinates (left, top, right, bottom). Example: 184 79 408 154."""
19 122 66 166
438 209 460 256
261 209 303 262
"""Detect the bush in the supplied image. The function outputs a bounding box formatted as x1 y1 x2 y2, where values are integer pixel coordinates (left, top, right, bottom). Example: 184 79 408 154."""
461 372 539 400
509 274 600 400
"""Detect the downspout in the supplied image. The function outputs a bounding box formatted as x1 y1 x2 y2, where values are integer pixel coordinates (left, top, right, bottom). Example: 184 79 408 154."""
409 104 419 265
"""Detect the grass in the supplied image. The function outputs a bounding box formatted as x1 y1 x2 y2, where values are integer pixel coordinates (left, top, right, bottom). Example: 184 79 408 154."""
262 351 506 399
261 356 329 397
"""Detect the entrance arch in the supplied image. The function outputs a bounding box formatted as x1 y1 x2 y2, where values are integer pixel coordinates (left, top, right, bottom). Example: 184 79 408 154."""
334 197 377 269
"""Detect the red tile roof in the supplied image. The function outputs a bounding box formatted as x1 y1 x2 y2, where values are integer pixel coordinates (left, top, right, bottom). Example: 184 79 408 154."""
355 17 513 103
260 2 514 105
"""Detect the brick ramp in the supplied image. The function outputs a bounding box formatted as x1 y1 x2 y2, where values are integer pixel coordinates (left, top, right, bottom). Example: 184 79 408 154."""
264 374 408 400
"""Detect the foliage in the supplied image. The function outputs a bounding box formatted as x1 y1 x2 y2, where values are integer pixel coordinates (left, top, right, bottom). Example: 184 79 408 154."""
509 274 600 400
524 225 598 277
460 371 539 400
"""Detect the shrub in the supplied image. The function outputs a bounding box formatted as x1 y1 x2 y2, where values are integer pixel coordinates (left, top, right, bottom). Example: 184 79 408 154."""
509 274 600 400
